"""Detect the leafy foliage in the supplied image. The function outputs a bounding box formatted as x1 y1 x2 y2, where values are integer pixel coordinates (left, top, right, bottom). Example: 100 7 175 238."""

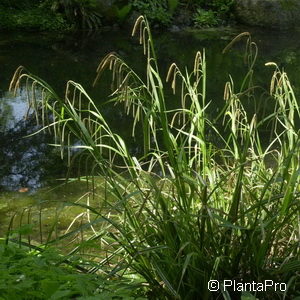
193 8 219 27
0 6 68 31
0 0 102 31
0 0 43 10
0 0 235 31
131 0 172 26
192 0 233 27
46 0 102 30
0 239 147 300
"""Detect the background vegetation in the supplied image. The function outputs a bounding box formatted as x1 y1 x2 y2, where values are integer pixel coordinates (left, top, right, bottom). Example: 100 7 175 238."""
0 0 235 31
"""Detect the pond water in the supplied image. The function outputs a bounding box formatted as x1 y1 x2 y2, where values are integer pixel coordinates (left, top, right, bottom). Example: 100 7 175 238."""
1 26 300 193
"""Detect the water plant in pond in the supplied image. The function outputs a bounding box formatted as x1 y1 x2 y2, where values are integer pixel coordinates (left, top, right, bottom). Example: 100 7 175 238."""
8 16 300 299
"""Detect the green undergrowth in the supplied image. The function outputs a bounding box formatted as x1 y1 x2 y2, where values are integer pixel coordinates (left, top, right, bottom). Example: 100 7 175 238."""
0 6 69 31
6 16 300 300
0 239 147 300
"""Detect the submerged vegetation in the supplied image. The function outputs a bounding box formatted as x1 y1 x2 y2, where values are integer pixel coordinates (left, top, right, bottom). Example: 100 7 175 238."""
4 16 300 299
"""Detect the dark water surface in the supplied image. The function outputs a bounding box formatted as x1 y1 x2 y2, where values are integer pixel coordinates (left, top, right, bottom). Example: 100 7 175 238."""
1 26 300 192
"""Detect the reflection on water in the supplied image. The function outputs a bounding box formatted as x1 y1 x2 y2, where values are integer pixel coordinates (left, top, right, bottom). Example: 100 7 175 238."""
0 119 67 191
1 27 300 191
0 90 29 131
0 89 67 191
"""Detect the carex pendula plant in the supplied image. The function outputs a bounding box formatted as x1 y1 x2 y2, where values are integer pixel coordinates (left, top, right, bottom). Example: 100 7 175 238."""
9 16 300 299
